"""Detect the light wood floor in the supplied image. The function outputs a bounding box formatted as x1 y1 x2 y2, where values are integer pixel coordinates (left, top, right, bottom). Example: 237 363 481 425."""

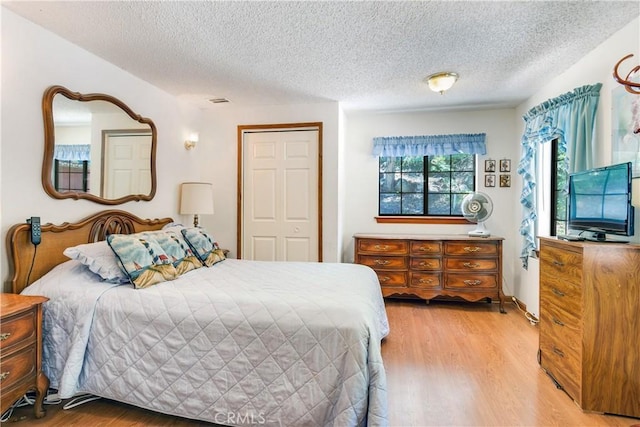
7 299 640 426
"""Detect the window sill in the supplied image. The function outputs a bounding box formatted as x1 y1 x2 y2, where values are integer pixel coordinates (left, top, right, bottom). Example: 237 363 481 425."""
375 216 469 224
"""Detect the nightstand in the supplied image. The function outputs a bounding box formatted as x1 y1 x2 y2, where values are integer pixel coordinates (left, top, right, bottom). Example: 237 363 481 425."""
0 294 49 418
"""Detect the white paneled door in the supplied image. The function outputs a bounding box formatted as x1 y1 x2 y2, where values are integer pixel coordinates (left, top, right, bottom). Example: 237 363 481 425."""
241 127 320 261
102 131 152 199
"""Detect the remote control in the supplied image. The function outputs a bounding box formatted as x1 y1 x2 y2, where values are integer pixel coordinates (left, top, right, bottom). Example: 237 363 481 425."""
29 216 41 245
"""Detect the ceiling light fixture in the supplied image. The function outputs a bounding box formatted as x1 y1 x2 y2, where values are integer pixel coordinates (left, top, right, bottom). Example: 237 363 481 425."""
425 72 459 94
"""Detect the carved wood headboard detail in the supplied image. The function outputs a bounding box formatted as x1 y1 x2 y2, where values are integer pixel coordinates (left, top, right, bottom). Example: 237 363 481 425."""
7 210 173 294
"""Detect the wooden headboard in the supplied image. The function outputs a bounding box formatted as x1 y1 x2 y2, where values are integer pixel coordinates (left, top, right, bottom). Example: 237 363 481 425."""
7 210 173 294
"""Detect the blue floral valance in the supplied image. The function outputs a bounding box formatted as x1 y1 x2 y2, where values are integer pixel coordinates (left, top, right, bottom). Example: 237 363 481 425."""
53 144 91 161
372 133 486 157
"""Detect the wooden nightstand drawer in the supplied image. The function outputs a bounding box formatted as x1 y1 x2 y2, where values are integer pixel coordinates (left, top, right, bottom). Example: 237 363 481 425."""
358 255 407 270
357 239 408 255
444 242 498 256
445 273 497 289
0 309 38 351
0 344 37 391
444 258 497 271
410 241 442 255
409 272 441 289
0 293 49 419
410 257 441 270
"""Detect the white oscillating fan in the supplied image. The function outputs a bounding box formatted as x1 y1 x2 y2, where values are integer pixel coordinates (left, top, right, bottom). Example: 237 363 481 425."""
461 192 494 237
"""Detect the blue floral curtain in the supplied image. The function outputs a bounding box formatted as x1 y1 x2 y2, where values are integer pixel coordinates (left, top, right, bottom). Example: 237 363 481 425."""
517 83 602 268
53 144 91 161
372 133 486 157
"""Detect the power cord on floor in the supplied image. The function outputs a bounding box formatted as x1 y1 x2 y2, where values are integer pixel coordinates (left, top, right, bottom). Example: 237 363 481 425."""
0 389 62 422
512 296 539 326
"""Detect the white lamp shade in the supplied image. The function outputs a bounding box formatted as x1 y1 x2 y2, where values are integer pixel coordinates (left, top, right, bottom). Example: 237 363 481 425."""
180 182 214 215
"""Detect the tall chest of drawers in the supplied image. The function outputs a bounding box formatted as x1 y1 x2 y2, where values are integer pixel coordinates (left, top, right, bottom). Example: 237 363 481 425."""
538 237 640 418
0 294 49 419
354 234 505 313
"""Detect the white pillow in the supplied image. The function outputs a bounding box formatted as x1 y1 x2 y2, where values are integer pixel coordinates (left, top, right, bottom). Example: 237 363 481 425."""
63 240 128 283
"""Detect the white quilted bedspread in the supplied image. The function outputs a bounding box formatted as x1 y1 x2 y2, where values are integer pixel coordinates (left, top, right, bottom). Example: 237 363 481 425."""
23 259 389 426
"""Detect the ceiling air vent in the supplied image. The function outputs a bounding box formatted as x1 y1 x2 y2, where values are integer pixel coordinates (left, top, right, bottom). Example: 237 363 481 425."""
209 98 230 104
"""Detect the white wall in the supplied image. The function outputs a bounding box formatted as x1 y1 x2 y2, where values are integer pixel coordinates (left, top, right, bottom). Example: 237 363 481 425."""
1 8 203 292
196 102 342 262
514 17 640 317
343 108 520 296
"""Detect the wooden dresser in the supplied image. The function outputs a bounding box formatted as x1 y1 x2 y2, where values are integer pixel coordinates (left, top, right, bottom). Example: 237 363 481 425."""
0 293 49 419
354 234 505 313
538 237 640 418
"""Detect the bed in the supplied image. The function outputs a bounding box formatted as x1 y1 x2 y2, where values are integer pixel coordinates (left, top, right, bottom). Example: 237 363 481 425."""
8 210 389 426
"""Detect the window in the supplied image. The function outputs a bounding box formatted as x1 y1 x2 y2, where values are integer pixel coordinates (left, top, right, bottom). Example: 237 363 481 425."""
54 159 89 193
550 139 568 235
379 154 476 216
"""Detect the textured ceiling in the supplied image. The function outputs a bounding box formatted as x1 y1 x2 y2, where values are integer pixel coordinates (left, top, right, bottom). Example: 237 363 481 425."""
3 1 639 112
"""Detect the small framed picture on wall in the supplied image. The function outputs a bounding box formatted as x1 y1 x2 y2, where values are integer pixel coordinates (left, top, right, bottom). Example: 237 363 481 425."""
484 159 496 172
485 174 496 187
500 159 511 172
500 174 511 187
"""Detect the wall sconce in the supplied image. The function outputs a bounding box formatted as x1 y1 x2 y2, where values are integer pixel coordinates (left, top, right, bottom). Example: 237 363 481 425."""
184 132 199 150
179 182 214 227
425 72 459 94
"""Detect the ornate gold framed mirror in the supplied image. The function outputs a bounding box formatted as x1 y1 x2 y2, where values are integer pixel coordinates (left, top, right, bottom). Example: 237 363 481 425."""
42 85 157 205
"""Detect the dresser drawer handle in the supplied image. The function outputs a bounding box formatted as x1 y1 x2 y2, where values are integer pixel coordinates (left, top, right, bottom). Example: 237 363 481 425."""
419 261 433 267
419 278 434 284
552 317 565 327
418 246 433 252
463 262 480 268
552 347 565 358
379 276 391 283
551 288 565 297
0 333 10 341
552 260 565 267
374 244 389 250
463 280 482 286
374 259 391 266
0 371 10 381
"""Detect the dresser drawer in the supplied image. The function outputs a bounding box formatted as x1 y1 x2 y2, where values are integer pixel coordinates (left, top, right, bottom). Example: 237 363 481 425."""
0 344 37 391
0 308 38 351
358 255 407 270
540 245 582 286
539 337 582 403
445 273 498 289
444 242 498 256
540 280 582 319
410 272 442 289
410 241 442 255
375 271 408 287
410 257 441 271
357 239 408 255
445 258 497 271
539 304 582 361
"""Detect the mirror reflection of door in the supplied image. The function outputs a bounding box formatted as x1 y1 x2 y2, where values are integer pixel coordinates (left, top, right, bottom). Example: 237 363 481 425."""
102 129 152 199
45 87 157 204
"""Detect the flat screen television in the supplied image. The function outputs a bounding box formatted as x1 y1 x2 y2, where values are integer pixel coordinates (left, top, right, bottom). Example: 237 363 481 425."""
568 162 635 241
